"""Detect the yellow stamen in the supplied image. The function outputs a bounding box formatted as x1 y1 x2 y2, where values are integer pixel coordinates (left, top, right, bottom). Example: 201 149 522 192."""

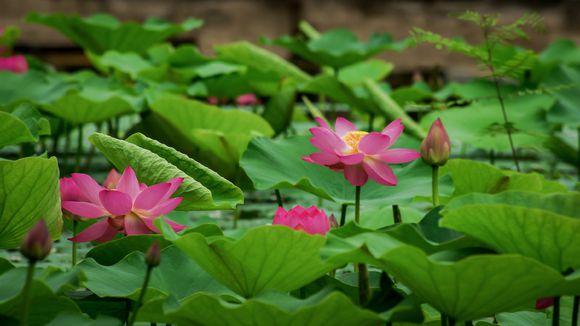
342 131 368 153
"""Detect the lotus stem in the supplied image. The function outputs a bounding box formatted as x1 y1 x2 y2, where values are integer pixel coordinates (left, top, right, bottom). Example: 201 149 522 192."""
392 204 402 224
553 296 560 326
577 127 580 181
72 220 78 266
441 314 448 326
432 166 440 207
127 265 153 326
275 189 283 207
20 261 36 326
340 204 347 226
572 295 579 326
354 186 370 304
465 322 474 326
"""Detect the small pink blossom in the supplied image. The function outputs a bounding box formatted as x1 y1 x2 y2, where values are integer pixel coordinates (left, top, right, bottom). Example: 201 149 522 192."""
0 55 28 73
20 220 52 262
421 118 451 166
303 117 420 186
272 205 331 235
535 298 554 310
235 93 259 106
61 166 185 243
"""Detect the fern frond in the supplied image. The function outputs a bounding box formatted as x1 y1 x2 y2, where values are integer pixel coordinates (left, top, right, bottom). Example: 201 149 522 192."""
411 28 487 61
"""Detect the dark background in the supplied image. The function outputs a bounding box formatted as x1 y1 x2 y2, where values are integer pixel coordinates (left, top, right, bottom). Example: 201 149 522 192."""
3 0 580 79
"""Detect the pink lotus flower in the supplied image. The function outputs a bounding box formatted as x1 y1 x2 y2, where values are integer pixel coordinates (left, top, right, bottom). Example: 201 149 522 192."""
20 220 52 262
0 55 28 73
303 117 420 186
61 166 186 243
272 205 331 235
235 93 259 106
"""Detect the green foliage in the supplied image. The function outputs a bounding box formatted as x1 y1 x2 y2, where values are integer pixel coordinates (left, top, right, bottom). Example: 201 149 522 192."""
0 157 62 248
27 12 202 54
173 226 335 297
0 103 50 149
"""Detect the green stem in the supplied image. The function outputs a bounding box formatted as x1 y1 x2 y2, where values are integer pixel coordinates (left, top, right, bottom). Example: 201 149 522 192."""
20 261 36 326
74 124 84 172
432 166 440 207
490 149 495 165
449 317 456 326
355 186 361 223
572 295 579 326
340 204 347 226
553 296 560 326
127 265 153 326
72 220 78 267
232 208 240 230
354 185 370 304
275 189 283 207
577 128 580 181
441 314 448 326
392 204 402 224
465 322 474 326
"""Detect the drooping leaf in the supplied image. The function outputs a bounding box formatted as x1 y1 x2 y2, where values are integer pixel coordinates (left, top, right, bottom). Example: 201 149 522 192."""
147 93 274 179
441 192 580 272
216 41 311 83
0 156 62 248
89 132 243 210
27 12 202 54
173 226 335 297
165 290 383 326
262 79 296 135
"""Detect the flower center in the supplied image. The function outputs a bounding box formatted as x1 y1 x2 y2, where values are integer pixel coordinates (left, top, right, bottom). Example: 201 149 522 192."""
342 131 368 152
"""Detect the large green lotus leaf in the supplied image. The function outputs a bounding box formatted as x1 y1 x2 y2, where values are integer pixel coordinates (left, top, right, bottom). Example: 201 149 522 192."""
240 135 443 205
376 246 562 321
543 64 580 127
0 157 61 248
421 94 554 151
27 12 202 54
42 74 142 124
173 226 335 297
0 103 50 148
215 41 311 83
442 159 567 197
0 71 76 106
85 224 223 265
89 132 243 210
265 29 404 68
0 274 80 326
165 290 382 326
441 192 580 272
79 245 232 302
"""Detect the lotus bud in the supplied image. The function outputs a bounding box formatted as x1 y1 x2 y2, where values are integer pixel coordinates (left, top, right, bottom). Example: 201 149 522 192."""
272 205 331 235
329 214 339 229
145 242 161 267
20 220 52 263
420 118 451 166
